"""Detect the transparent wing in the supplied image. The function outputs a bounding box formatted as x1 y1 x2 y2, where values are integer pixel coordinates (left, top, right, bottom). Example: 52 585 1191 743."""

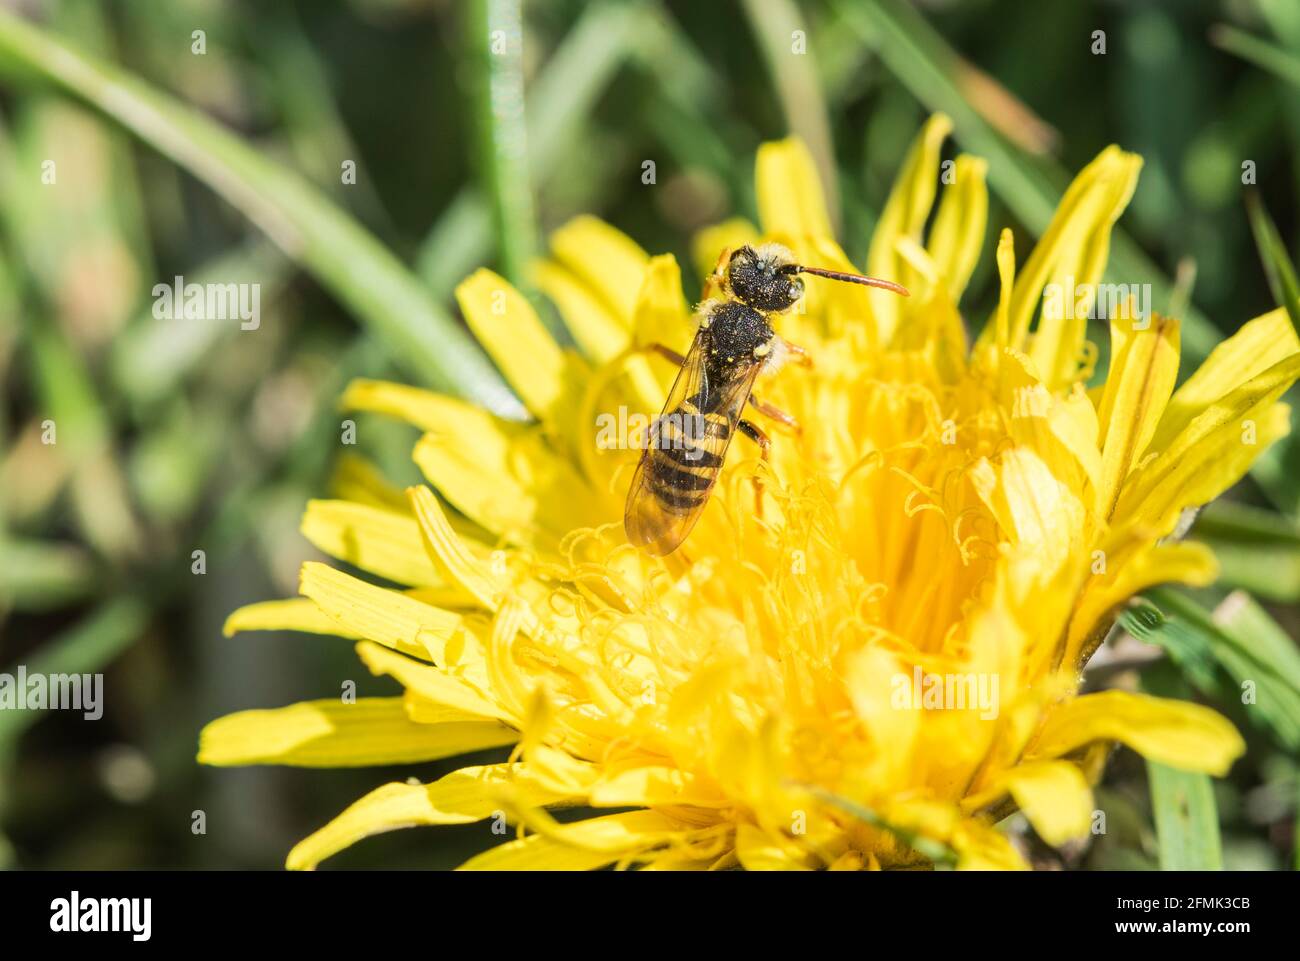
624 325 762 555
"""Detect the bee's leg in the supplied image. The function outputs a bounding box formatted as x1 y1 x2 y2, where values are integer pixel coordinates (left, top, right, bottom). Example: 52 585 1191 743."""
784 341 814 368
737 419 770 453
645 343 687 367
737 419 772 517
748 396 802 436
702 246 734 300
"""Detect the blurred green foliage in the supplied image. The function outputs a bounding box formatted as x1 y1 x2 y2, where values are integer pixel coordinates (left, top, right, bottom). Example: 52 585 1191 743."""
0 0 1296 870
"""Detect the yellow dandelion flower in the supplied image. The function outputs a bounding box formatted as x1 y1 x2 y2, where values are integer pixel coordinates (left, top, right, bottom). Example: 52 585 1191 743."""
200 114 1300 870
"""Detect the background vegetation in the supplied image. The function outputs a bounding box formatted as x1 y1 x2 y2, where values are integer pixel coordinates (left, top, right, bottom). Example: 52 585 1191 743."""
0 0 1296 870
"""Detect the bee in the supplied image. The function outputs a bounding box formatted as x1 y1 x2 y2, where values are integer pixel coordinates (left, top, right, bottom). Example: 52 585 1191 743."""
624 243 909 555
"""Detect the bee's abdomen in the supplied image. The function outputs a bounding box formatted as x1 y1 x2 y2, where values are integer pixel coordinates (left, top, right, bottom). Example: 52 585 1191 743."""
645 399 730 512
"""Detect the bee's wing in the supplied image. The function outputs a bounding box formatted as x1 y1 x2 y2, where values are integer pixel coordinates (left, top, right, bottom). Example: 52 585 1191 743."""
624 325 762 555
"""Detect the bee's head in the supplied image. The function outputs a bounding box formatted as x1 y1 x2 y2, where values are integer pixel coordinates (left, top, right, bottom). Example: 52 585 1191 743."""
726 244 804 313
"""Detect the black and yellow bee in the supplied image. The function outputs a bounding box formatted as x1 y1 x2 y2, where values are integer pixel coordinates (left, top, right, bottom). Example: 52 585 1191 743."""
624 243 909 555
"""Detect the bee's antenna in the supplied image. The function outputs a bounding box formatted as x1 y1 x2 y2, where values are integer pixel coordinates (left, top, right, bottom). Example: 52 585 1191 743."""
785 264 910 297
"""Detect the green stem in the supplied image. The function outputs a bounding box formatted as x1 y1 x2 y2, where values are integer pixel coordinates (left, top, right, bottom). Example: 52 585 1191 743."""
417 0 642 296
466 0 538 289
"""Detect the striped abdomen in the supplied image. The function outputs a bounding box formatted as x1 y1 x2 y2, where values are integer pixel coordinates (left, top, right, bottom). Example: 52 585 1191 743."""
643 396 732 513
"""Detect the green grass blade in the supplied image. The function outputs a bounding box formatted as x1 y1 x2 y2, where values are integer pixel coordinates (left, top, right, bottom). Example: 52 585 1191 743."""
417 191 494 299
1244 191 1300 331
416 0 644 294
465 0 537 288
1137 663 1226 870
1210 23 1300 89
0 9 525 417
1194 501 1300 601
1258 0 1300 49
1147 760 1223 870
0 537 96 611
1139 588 1300 753
27 321 143 559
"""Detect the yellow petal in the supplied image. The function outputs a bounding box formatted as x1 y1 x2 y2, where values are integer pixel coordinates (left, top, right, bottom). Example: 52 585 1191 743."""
639 852 717 871
476 598 531 722
970 446 1085 571
301 499 441 588
299 561 459 663
631 254 691 351
516 743 601 796
286 765 520 870
1113 355 1300 534
1001 761 1093 846
1007 146 1140 361
531 258 629 363
342 377 477 433
888 239 968 379
356 640 505 721
402 688 488 723
926 154 988 303
951 819 1030 870
547 215 648 322
1065 540 1218 667
1094 314 1180 517
976 227 1017 359
341 385 575 542
456 268 573 423
1005 146 1115 349
410 415 601 544
407 485 503 610
1130 404 1292 540
198 697 514 768
798 235 886 347
457 810 681 870
691 218 759 281
734 823 815 870
881 798 1027 869
1151 307 1300 452
223 598 359 639
588 766 728 808
1029 690 1245 776
845 646 920 790
1054 383 1104 497
866 114 952 344
1027 150 1142 388
755 137 834 241
329 452 411 513
620 254 692 412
